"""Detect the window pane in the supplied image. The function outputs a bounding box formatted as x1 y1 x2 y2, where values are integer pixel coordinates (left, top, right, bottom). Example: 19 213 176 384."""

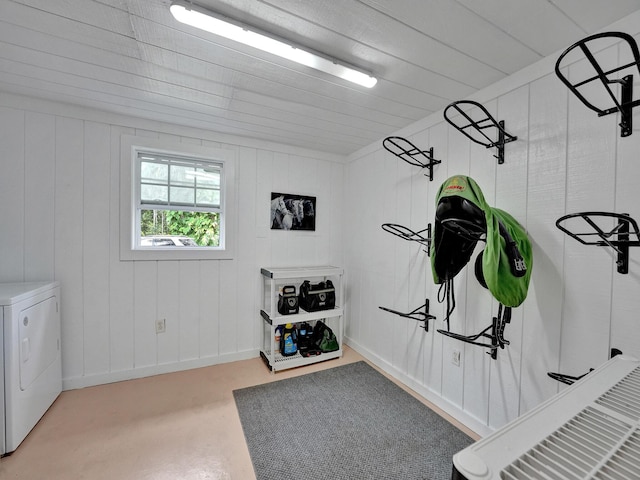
195 168 220 188
170 186 194 205
170 164 195 187
196 188 220 207
135 149 225 253
141 184 168 203
139 209 220 247
141 161 168 184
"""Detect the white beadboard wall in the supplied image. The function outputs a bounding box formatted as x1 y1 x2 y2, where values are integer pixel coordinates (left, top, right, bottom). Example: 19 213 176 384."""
2 9 640 439
0 93 344 389
344 19 640 436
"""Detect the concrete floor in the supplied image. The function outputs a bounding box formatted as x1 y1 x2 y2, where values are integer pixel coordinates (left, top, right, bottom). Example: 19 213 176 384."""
0 346 478 479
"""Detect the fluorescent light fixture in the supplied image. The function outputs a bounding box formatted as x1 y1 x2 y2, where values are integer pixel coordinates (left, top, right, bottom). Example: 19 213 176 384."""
169 1 377 88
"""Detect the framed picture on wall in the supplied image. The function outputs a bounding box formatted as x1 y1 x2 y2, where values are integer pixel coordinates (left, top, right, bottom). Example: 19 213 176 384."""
270 192 316 231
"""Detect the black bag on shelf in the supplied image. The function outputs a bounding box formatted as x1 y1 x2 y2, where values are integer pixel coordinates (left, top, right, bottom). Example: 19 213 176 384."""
312 321 339 353
297 322 321 357
298 280 335 312
277 285 299 315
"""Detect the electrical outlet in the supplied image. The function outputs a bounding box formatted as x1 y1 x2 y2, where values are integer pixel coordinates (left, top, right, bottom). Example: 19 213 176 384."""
452 349 461 367
156 318 166 334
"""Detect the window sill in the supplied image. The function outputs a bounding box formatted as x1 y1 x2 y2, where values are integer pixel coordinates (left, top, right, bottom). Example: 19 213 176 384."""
120 247 235 261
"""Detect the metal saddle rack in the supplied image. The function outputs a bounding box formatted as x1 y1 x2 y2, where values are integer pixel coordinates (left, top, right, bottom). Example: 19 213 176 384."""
443 100 517 164
382 136 441 181
548 349 622 385
556 211 640 274
547 370 593 386
381 223 432 254
437 304 511 360
379 299 436 332
555 31 640 138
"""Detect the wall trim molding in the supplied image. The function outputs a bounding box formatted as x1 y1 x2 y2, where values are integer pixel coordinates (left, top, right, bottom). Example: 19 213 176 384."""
62 349 260 390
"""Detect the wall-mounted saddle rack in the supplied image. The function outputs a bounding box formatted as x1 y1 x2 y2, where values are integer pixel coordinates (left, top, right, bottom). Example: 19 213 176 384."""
556 212 640 274
443 100 517 165
381 223 432 254
547 349 622 385
547 369 594 386
437 304 511 360
555 31 640 138
382 136 441 181
379 299 435 332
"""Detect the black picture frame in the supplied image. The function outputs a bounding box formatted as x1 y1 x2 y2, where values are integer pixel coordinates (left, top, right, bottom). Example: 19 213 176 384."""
270 192 316 231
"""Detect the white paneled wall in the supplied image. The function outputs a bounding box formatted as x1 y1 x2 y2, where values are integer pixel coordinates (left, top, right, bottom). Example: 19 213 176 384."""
345 30 640 435
3 14 640 440
0 94 344 389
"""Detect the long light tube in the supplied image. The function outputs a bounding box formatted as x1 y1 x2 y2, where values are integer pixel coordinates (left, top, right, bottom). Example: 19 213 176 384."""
169 1 377 88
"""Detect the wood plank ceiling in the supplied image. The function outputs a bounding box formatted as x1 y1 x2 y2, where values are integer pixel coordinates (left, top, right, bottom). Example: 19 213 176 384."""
1 0 640 155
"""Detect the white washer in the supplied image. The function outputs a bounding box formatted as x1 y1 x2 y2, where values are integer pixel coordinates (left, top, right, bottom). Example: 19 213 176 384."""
1 281 62 455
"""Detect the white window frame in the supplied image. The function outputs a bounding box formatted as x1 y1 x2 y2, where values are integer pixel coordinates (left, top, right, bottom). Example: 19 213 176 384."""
120 135 237 261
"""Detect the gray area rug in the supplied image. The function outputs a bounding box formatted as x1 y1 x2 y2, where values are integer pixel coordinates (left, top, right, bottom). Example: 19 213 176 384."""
233 361 473 480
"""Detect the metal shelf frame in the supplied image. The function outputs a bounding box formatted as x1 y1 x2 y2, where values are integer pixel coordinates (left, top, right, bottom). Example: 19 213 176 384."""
259 266 344 372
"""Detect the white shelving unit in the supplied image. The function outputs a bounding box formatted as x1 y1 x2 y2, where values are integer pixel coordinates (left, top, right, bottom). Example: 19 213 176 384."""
260 266 344 372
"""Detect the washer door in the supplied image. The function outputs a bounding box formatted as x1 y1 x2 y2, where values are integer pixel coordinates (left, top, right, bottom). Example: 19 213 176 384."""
19 296 59 391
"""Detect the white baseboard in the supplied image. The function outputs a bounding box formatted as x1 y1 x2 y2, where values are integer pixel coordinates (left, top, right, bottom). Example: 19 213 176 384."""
62 349 260 390
344 336 494 438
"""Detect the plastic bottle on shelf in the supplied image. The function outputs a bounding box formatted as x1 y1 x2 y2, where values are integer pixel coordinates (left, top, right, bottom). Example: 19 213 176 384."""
281 323 298 356
274 326 282 354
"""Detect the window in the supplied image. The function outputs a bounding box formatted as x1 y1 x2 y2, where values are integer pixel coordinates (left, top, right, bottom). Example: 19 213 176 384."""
120 136 236 261
137 152 222 247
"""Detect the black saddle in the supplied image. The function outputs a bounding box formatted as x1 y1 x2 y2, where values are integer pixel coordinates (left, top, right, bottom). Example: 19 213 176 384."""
433 196 486 283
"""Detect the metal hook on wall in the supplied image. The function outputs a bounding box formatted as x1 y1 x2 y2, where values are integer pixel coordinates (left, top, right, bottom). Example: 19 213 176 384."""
555 31 640 138
382 136 441 181
379 299 436 332
437 304 511 360
556 212 640 274
547 349 622 385
381 223 432 254
443 100 517 165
